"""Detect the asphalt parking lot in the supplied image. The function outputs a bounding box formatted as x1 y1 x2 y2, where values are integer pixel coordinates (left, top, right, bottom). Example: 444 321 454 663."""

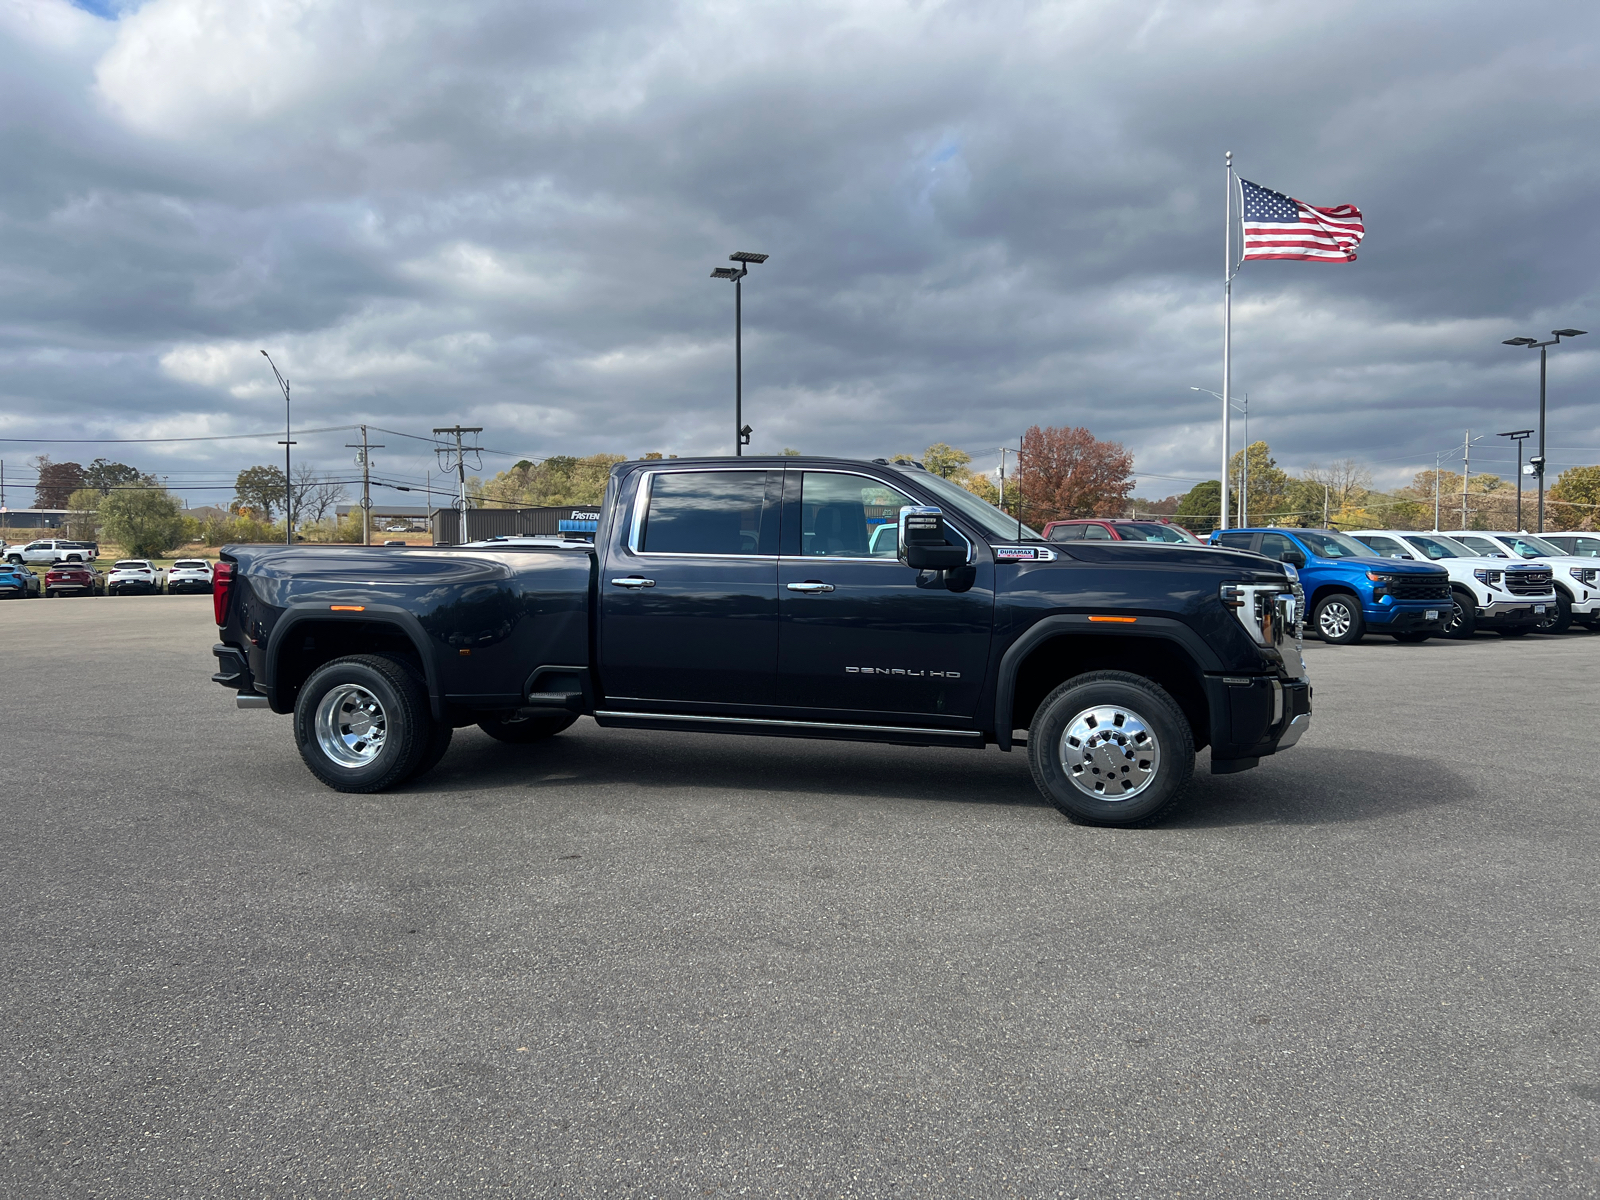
2 596 1597 1197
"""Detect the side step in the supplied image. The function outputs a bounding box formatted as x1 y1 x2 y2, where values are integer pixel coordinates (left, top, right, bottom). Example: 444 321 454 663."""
594 710 985 749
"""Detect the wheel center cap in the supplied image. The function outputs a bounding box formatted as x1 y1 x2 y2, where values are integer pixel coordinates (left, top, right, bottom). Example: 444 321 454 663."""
348 712 373 735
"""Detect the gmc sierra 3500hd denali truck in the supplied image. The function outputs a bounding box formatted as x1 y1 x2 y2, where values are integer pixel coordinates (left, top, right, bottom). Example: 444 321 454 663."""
209 456 1311 826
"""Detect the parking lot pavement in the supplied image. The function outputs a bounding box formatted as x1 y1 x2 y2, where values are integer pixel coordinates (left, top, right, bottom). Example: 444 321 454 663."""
1 597 1597 1198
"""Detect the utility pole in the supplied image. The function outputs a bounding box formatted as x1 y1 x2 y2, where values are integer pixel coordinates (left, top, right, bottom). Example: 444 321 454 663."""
433 426 483 545
1434 451 1442 531
1322 484 1329 528
345 426 384 545
1461 431 1483 528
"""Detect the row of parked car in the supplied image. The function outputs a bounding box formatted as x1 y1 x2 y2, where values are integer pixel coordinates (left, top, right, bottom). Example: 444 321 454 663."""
0 556 216 599
1039 518 1599 645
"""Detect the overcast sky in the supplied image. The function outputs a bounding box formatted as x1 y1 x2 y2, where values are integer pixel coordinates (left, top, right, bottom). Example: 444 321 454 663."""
2 0 1597 508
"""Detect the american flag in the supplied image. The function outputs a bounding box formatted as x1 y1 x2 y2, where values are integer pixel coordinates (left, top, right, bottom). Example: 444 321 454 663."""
1239 179 1364 262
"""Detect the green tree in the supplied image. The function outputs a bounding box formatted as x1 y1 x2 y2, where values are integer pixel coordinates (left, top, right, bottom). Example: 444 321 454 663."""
922 443 972 479
1228 442 1290 525
233 465 287 520
84 458 143 495
1175 480 1223 534
477 453 626 508
64 488 103 541
101 486 184 557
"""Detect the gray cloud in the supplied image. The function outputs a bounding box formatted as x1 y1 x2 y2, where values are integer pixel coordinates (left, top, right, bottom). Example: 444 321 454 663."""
1 0 1597 506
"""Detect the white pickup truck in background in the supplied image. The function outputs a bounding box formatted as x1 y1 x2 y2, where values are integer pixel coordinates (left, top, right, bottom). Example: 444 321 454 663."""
1351 529 1556 639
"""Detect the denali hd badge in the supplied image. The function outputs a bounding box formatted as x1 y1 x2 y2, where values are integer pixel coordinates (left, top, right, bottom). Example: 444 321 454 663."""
847 667 960 678
995 546 1057 561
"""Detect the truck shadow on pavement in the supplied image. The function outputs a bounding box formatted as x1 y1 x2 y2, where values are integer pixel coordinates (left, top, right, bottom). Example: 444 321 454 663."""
415 727 1462 828
1166 746 1465 827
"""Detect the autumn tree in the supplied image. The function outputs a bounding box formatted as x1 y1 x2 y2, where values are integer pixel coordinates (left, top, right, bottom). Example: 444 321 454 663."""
233 465 287 520
1014 425 1133 523
1550 465 1600 531
33 457 87 508
477 453 628 508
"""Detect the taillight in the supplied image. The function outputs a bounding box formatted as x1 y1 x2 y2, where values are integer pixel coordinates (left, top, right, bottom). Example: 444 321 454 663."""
213 561 235 626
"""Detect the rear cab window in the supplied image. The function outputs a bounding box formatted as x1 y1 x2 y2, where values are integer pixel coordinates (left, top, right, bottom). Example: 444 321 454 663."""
634 470 778 556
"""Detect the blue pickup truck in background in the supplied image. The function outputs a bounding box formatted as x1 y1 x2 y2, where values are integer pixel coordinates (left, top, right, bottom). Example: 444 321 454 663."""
1209 527 1451 644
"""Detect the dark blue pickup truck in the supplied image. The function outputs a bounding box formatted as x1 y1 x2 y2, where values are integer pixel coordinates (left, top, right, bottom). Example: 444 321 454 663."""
210 456 1311 826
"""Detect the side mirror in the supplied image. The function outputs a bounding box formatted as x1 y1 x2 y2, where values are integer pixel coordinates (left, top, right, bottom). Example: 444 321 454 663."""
1281 549 1306 568
898 506 967 570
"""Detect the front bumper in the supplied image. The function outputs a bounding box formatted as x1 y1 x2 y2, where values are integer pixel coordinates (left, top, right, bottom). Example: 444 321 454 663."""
1366 603 1447 630
1207 674 1313 773
1477 595 1553 626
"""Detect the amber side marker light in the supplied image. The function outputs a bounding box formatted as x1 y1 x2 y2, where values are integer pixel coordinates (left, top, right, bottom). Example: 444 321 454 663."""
329 605 366 612
1088 615 1137 623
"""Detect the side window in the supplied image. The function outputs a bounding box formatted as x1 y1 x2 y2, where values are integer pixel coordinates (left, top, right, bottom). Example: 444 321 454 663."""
1357 535 1407 558
1048 524 1085 541
1454 535 1502 557
1215 531 1255 550
1081 523 1114 540
1258 533 1300 561
799 473 914 558
639 471 770 555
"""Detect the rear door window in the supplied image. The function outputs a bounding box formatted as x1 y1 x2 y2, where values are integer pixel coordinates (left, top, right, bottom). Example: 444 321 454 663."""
1080 523 1114 540
637 471 773 556
1214 531 1256 551
1048 524 1085 541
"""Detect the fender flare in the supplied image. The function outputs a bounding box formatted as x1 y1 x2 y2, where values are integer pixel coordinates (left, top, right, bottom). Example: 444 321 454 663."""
262 603 443 718
992 614 1220 751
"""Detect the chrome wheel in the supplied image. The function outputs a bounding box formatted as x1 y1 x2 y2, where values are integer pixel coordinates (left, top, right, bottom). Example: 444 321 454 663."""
1445 596 1468 635
1059 704 1162 800
1318 600 1353 640
314 683 389 768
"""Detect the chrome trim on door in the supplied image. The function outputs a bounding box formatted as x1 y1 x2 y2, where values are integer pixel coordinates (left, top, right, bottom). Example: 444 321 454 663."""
609 577 655 588
786 581 835 593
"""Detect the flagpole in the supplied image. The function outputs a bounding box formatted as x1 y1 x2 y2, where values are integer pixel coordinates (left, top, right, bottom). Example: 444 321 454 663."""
1220 150 1233 531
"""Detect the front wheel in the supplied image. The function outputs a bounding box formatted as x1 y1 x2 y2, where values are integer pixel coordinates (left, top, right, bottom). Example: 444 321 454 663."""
293 655 433 793
1535 591 1573 635
1026 671 1195 827
1442 589 1477 639
477 711 579 743
1314 595 1365 645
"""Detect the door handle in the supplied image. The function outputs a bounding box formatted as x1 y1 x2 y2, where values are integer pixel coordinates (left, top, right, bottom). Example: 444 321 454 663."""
610 577 655 588
786 581 835 594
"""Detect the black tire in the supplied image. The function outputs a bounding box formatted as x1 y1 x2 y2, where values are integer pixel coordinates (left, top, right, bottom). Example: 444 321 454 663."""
1535 590 1573 635
293 654 432 793
411 722 454 780
1496 627 1532 638
1313 594 1365 645
1392 631 1432 643
1026 670 1194 827
477 711 579 743
1442 589 1476 639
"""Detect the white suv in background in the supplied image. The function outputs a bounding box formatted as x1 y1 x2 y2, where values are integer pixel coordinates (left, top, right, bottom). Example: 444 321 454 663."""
166 559 214 594
1446 531 1600 634
1351 530 1556 639
106 559 166 596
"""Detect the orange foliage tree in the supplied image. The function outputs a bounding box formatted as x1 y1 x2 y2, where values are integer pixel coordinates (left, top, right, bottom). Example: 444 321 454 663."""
1014 425 1134 523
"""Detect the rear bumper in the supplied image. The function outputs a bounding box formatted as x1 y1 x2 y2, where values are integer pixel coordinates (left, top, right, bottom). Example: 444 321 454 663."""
168 580 212 593
109 581 160 594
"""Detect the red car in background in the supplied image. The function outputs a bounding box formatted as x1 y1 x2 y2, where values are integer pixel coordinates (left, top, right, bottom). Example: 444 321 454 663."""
1042 518 1201 544
45 561 106 597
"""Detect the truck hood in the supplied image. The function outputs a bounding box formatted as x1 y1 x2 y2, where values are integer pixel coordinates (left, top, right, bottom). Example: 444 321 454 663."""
1047 541 1290 578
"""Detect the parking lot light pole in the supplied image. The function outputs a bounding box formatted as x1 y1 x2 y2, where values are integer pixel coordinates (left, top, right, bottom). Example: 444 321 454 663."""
1498 429 1535 530
711 252 768 456
260 350 294 544
1502 329 1586 532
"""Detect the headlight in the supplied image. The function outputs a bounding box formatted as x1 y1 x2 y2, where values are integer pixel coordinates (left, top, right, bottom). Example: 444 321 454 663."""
1570 567 1598 584
1473 568 1503 586
1221 582 1295 647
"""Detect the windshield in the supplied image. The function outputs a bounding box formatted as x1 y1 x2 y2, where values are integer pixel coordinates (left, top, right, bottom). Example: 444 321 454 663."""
1403 534 1469 560
1495 532 1563 558
902 470 1043 542
1298 530 1375 559
1117 522 1197 544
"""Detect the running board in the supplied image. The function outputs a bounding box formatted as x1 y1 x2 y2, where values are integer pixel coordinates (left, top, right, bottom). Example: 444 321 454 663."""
594 710 986 748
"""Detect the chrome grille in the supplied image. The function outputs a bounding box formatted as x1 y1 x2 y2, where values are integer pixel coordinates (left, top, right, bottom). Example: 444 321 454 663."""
1505 569 1552 596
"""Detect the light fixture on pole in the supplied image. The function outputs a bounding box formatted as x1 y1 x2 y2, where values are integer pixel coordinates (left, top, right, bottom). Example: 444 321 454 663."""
1502 328 1586 532
711 251 769 457
260 350 294 545
1497 429 1535 531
